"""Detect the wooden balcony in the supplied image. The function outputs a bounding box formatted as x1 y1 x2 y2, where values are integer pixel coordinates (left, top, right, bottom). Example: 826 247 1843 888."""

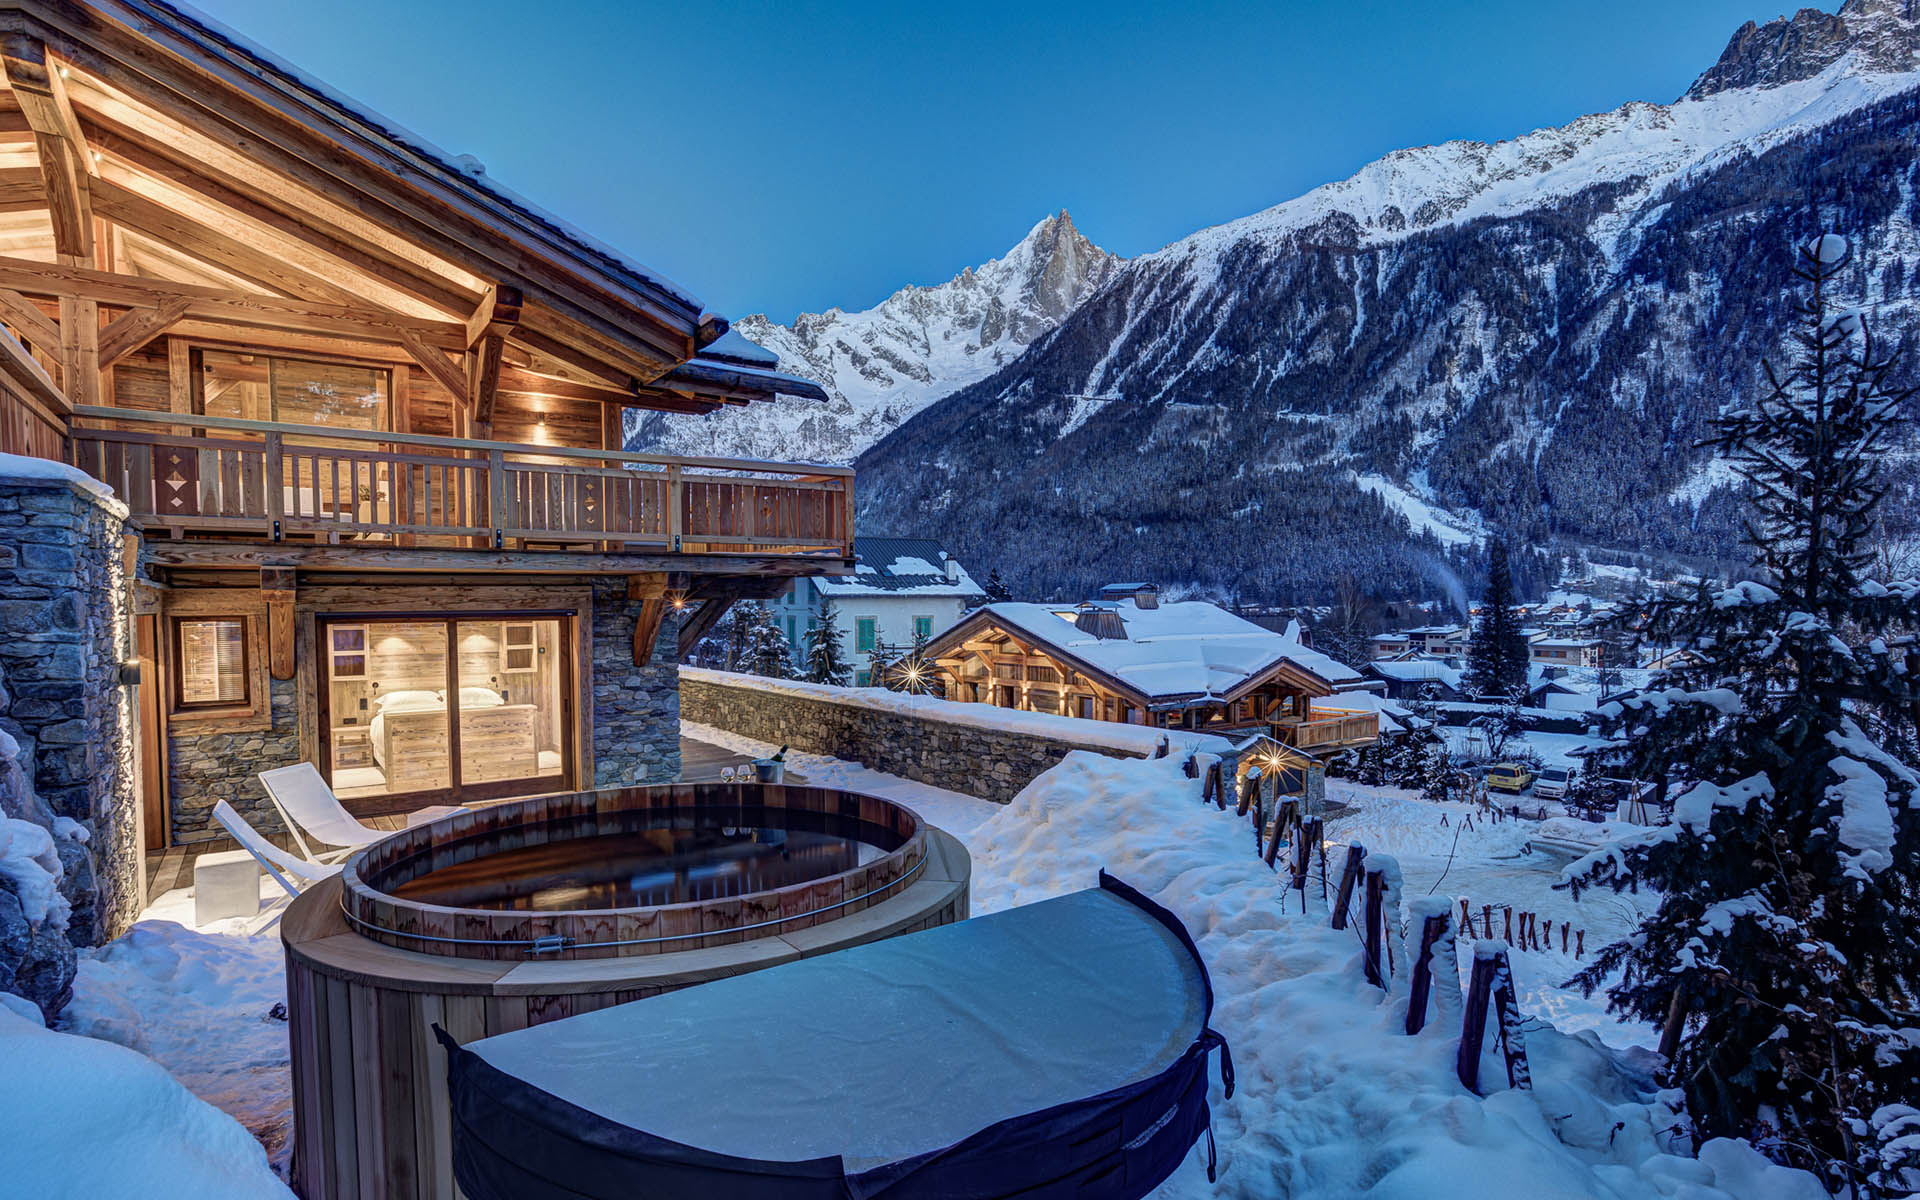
67 406 852 566
1275 707 1380 751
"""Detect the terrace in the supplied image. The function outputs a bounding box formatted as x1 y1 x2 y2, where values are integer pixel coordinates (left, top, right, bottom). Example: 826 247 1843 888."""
68 406 853 563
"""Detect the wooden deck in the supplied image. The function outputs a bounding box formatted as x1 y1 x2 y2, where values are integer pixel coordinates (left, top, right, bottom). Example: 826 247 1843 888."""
144 737 802 904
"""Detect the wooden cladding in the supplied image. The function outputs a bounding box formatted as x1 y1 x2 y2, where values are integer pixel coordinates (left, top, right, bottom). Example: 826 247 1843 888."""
68 407 853 557
0 378 63 459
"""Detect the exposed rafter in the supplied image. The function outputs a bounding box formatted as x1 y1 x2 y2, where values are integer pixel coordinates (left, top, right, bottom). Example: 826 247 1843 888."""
0 35 91 261
393 326 468 409
465 283 521 433
97 297 188 368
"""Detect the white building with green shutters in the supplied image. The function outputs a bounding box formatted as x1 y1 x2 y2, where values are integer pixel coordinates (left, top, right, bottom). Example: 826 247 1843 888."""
769 537 986 685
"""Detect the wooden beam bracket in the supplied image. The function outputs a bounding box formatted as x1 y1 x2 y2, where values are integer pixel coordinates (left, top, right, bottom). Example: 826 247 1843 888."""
261 566 296 681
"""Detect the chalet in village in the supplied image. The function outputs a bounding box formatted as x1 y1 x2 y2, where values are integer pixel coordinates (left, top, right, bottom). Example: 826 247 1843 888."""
919 585 1380 753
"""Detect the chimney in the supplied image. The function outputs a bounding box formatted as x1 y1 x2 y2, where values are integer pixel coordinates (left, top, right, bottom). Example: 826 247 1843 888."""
943 553 960 585
1074 604 1128 640
1134 584 1159 610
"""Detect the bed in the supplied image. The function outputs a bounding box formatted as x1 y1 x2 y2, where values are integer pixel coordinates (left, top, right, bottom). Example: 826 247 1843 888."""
436 873 1233 1200
369 689 540 792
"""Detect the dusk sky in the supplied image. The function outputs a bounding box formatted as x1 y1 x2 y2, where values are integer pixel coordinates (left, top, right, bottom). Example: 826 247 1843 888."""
186 0 1806 324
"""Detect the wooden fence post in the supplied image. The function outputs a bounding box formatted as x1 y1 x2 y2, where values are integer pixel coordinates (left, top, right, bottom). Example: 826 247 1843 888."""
1404 911 1450 1035
1330 844 1365 930
1458 898 1473 938
1294 816 1321 894
1362 868 1386 989
1491 950 1532 1090
1458 948 1499 1091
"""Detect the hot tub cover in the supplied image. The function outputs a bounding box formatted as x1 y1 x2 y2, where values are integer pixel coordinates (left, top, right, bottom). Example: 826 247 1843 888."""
437 871 1234 1199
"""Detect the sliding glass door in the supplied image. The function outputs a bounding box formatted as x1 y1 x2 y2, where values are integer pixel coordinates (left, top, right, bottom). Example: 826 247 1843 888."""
320 613 571 805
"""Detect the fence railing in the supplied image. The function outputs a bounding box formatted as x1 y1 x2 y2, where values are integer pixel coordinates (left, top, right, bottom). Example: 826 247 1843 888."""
1276 707 1380 749
67 406 853 557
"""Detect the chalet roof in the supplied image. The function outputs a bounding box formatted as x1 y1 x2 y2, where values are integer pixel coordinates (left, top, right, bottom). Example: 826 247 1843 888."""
660 356 831 402
143 0 703 318
1366 658 1464 689
696 330 781 368
942 600 1361 704
815 537 984 599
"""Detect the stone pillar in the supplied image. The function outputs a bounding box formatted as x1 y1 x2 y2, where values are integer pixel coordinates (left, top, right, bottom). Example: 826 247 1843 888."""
590 577 681 787
0 469 140 955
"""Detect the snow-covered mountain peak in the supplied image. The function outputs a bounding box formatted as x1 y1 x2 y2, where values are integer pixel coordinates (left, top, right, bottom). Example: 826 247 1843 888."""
629 211 1124 464
1686 0 1918 99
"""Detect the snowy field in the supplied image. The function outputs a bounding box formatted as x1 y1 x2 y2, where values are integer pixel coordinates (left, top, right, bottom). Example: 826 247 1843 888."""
0 726 1823 1198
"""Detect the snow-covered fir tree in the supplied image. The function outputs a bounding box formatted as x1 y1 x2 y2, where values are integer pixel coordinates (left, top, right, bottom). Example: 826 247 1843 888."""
802 601 851 686
1565 233 1920 1189
736 602 796 679
983 568 1013 603
1465 539 1529 700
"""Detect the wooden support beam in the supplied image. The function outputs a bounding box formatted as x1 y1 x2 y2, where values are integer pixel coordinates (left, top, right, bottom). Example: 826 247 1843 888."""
165 335 190 414
627 574 668 666
57 293 98 407
467 334 505 433
97 297 189 368
0 254 468 349
465 284 523 349
393 327 468 409
1 35 91 260
0 318 70 421
0 286 58 350
261 566 296 681
677 580 751 658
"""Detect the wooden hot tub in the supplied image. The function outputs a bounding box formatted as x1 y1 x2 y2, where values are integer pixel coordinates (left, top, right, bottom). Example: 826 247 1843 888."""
282 782 971 1200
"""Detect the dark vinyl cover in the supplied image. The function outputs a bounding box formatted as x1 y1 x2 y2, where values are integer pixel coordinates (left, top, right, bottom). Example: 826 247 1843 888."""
436 872 1234 1199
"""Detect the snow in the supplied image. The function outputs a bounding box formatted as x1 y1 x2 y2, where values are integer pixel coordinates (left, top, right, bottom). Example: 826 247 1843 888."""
0 816 69 932
0 449 128 515
0 991 291 1197
972 597 1362 700
966 752 1816 1199
1814 232 1850 264
1828 755 1897 878
681 666 1237 757
1354 472 1484 547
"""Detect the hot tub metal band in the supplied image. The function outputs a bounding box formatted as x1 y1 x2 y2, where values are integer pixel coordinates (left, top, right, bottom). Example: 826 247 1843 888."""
337 851 929 955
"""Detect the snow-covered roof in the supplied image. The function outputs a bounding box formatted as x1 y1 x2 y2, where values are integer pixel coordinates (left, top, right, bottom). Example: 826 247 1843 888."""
659 355 831 402
696 329 781 368
940 600 1362 704
814 537 985 599
1367 659 1464 688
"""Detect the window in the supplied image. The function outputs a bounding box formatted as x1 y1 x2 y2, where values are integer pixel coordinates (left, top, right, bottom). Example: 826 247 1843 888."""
173 617 249 708
195 349 390 432
855 618 878 653
912 615 933 640
1077 695 1095 719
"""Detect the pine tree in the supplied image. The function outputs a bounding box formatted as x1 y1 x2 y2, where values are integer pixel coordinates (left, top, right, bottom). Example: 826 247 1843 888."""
1465 538 1529 701
1564 233 1920 1188
737 602 796 679
802 601 851 686
983 568 1013 603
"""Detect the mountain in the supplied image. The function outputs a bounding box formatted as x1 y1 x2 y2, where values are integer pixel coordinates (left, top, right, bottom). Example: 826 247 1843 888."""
628 211 1123 463
853 0 1920 605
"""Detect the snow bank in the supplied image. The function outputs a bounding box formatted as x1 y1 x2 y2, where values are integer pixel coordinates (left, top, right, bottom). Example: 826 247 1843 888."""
64 914 294 1171
0 815 69 932
0 997 291 1197
682 667 1235 757
969 752 1822 1198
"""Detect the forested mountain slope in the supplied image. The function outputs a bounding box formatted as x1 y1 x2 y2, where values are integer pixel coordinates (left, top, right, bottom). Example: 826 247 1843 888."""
854 0 1920 603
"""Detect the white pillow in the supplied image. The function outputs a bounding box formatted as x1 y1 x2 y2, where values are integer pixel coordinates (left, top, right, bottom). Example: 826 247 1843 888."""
373 689 441 713
458 686 505 709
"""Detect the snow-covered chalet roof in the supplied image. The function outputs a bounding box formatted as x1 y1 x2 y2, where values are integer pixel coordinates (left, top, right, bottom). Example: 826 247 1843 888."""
814 537 985 599
1367 659 1465 689
934 600 1361 705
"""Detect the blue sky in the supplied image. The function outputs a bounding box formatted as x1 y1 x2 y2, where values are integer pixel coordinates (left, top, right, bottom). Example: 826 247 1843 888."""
186 0 1804 324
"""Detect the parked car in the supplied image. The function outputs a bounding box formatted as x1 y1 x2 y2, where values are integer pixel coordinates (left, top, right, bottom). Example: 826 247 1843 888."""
1485 762 1536 793
1533 766 1573 800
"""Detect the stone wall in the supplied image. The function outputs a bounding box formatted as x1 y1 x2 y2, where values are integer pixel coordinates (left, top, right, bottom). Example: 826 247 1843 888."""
167 676 302 843
0 471 141 975
680 670 1179 803
591 577 680 787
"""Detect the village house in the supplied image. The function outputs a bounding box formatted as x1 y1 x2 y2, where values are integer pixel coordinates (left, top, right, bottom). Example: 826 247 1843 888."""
919 585 1379 753
1528 637 1605 668
767 535 983 683
0 0 848 864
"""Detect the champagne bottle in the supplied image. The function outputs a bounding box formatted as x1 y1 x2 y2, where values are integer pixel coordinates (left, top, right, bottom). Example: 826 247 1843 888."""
772 745 788 763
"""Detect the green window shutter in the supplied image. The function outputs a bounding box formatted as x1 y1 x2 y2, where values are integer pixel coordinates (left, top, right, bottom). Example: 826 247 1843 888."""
856 618 877 652
913 616 932 640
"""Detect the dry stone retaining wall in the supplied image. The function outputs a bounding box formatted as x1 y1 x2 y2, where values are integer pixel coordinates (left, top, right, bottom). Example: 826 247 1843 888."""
680 671 1178 803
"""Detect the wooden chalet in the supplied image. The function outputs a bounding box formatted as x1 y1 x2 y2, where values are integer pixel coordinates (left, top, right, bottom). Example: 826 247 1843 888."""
0 0 848 843
920 588 1379 753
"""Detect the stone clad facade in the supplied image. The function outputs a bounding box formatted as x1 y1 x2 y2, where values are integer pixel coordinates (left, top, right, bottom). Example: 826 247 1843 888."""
591 577 681 788
0 472 144 1018
166 676 302 842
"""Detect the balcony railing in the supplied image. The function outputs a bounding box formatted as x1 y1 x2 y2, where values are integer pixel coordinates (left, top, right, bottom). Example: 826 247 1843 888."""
1275 707 1380 750
67 406 852 557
